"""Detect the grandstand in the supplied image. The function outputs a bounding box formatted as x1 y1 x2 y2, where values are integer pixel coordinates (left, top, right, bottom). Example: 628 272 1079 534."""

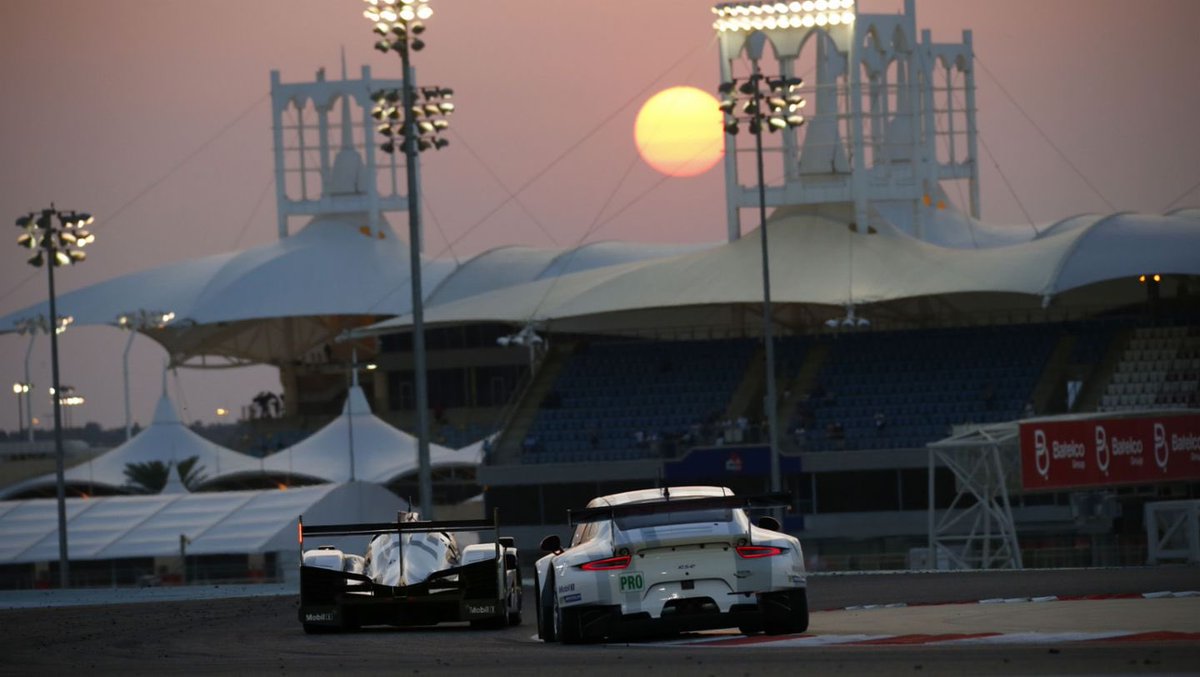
469 311 1198 568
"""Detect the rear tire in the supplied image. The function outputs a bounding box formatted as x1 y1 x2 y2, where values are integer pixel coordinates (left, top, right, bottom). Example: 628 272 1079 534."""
762 588 809 635
553 590 583 644
536 570 557 642
509 580 523 625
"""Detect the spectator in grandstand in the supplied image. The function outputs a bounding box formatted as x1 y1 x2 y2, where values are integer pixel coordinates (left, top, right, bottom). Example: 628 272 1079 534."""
736 415 749 442
252 391 271 419
874 411 887 432
792 423 807 450
826 421 844 445
522 433 540 454
1023 400 1036 417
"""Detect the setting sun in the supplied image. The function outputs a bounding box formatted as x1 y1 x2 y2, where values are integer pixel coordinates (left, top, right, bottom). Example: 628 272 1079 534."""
634 86 724 178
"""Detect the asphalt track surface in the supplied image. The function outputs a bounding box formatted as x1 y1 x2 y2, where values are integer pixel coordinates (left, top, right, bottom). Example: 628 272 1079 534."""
2 567 1198 676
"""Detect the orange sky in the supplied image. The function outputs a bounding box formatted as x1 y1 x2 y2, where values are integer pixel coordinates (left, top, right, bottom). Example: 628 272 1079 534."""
1 0 1197 429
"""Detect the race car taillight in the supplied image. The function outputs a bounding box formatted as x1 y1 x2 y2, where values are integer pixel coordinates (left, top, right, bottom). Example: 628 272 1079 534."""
735 545 784 559
579 555 632 571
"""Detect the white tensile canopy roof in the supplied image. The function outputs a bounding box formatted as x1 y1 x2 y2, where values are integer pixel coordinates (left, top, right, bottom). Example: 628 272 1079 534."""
425 241 715 308
357 208 1200 336
0 392 257 500
0 481 405 564
0 212 455 365
0 214 703 366
202 386 480 487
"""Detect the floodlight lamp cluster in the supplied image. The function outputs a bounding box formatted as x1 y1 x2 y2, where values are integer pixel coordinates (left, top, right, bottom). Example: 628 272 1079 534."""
718 75 806 135
825 304 870 329
50 385 84 407
116 309 176 330
14 314 73 336
713 0 856 33
364 0 432 54
15 209 94 268
496 324 545 348
371 86 454 154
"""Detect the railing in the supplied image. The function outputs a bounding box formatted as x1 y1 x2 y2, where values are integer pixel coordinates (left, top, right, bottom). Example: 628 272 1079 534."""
809 542 1151 573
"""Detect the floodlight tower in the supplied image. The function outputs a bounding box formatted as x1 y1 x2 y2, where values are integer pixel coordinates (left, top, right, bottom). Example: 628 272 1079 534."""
713 0 979 243
362 0 454 519
717 69 806 502
14 205 95 588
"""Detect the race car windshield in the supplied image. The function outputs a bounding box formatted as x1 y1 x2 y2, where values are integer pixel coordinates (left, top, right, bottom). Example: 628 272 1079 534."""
614 507 733 531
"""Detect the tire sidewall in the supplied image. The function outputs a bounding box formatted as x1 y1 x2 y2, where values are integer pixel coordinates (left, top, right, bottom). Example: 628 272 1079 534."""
538 569 557 642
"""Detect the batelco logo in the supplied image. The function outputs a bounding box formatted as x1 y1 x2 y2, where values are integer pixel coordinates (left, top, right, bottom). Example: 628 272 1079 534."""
1094 425 1110 474
1034 429 1050 478
1154 422 1169 472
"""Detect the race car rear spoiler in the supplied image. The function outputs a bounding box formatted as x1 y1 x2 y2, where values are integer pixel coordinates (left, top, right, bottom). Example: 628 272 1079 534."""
299 512 501 541
567 491 792 525
298 509 505 561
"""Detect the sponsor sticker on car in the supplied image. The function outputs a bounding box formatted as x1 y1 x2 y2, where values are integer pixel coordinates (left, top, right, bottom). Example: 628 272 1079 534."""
466 604 496 616
619 572 645 593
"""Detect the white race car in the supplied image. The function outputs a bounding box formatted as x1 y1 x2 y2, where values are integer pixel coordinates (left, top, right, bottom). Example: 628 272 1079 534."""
533 486 807 643
298 511 521 633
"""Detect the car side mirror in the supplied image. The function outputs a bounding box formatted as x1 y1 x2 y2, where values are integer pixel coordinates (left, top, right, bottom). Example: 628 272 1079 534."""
499 536 515 549
540 535 562 553
756 515 781 531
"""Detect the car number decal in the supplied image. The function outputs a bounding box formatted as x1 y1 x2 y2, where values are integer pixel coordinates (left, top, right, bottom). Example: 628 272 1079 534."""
619 573 645 593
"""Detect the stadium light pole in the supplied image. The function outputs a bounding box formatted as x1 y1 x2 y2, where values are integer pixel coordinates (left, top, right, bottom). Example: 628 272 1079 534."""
718 65 805 501
15 205 95 588
14 316 50 442
115 310 175 441
363 0 453 518
12 382 28 436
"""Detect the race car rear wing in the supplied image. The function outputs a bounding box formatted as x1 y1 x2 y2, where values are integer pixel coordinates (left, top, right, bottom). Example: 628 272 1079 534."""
298 509 505 563
567 491 792 526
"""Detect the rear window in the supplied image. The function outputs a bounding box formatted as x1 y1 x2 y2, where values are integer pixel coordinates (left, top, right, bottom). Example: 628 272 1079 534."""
614 507 733 531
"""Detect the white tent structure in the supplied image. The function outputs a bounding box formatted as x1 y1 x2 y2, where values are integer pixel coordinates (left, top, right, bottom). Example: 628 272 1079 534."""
0 392 257 500
199 386 480 488
0 482 405 567
357 208 1200 337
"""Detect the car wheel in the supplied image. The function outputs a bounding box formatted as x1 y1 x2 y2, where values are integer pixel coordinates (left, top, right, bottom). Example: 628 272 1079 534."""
737 622 762 636
762 588 809 635
553 585 583 644
508 592 523 626
537 570 556 642
508 577 523 625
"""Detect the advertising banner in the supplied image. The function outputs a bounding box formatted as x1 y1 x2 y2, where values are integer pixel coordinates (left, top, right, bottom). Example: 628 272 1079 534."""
1019 414 1200 491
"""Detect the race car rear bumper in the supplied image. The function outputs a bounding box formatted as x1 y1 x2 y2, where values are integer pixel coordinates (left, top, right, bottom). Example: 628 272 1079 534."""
563 588 806 640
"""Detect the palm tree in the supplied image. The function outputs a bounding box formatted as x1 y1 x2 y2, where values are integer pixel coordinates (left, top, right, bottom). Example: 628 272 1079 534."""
123 456 207 493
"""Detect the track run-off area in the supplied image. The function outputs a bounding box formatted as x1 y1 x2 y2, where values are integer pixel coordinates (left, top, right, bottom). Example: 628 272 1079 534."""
1 567 1197 675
